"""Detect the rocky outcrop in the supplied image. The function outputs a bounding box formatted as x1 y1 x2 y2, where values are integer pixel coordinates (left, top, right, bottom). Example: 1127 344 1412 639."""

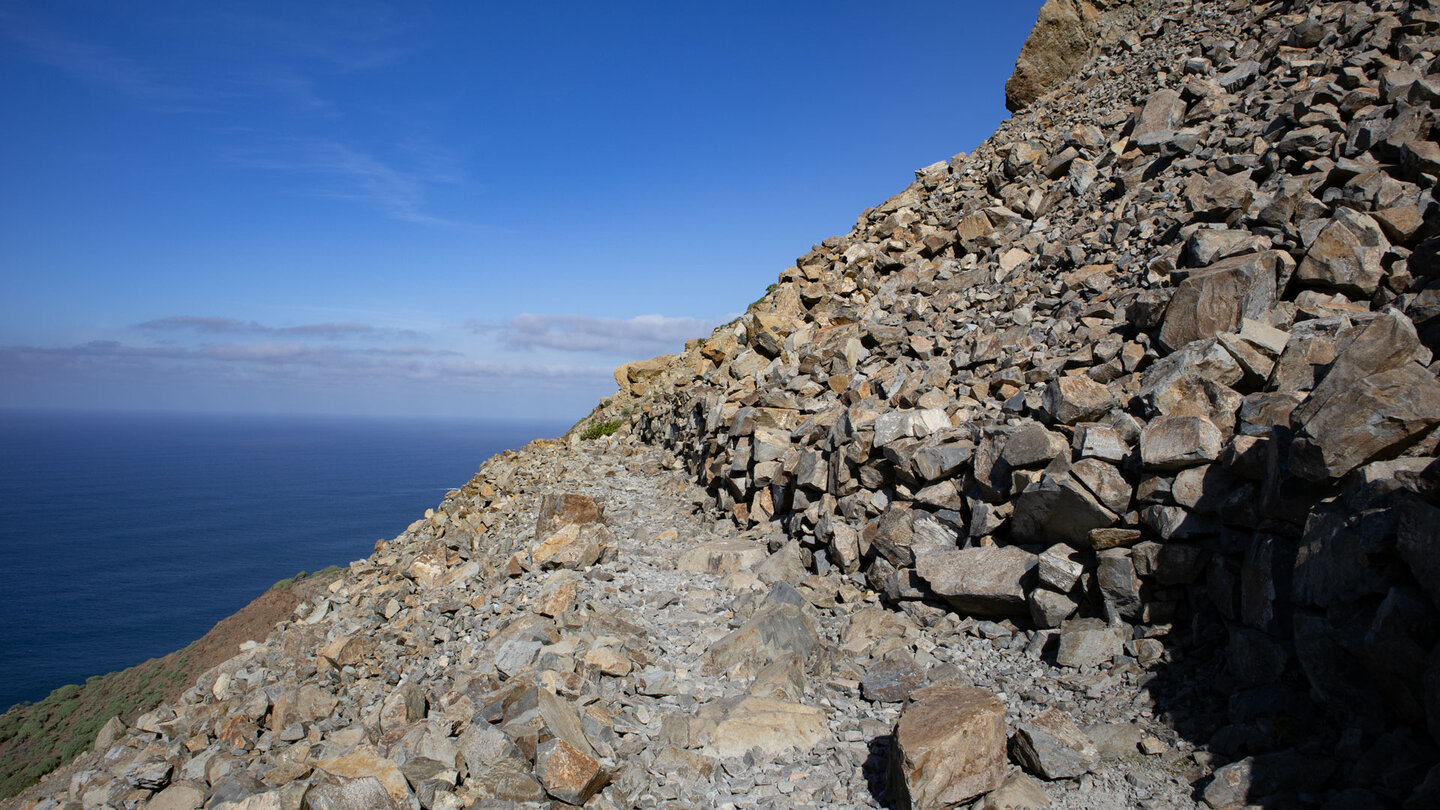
1005 0 1103 113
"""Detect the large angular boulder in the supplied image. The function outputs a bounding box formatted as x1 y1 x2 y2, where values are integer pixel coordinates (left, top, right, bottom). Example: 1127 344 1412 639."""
1056 618 1122 669
532 523 610 570
1295 208 1390 297
1041 374 1116 425
312 746 412 809
704 602 820 678
1005 0 1101 112
613 355 677 397
677 538 768 574
534 738 608 805
1009 467 1122 547
915 547 1036 617
1159 251 1284 351
535 492 604 538
1290 311 1440 480
1139 415 1223 471
696 697 827 758
302 776 400 810
889 686 1008 809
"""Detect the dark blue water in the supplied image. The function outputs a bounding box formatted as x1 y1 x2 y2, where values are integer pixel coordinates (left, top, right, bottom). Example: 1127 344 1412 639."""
0 410 567 711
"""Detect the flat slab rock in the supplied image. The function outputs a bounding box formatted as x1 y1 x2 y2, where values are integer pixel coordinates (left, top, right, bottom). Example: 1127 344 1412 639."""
915 547 1037 617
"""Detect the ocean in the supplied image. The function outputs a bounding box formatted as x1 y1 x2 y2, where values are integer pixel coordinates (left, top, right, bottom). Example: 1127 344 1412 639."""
0 410 568 711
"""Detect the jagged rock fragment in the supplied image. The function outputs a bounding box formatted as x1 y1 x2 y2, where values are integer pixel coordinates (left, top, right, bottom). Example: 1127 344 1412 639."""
1290 311 1440 480
889 686 1008 809
704 602 819 678
535 738 608 805
1011 708 1099 780
1004 0 1099 112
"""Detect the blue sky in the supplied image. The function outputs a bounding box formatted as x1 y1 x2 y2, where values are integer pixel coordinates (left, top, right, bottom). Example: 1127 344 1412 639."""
0 0 1043 420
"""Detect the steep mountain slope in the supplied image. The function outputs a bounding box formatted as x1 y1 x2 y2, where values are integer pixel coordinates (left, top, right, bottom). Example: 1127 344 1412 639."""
9 0 1440 808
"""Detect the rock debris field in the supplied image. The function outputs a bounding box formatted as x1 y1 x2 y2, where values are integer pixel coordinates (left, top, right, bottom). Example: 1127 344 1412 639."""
9 439 1215 810
11 0 1440 807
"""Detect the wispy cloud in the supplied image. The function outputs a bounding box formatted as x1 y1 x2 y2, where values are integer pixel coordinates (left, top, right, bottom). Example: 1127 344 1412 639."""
0 339 610 392
0 8 197 107
468 313 725 356
234 67 335 114
232 138 463 226
136 316 424 341
212 2 412 74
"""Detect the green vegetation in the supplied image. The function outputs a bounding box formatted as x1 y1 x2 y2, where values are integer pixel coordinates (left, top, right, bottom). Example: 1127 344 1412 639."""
0 668 169 798
0 567 334 798
580 419 624 441
746 282 780 312
271 563 344 592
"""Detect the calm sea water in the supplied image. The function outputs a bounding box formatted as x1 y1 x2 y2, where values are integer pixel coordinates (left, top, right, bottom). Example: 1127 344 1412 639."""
0 410 567 711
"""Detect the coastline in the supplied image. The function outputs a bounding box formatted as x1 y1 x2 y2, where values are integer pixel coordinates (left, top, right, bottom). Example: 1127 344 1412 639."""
0 570 340 797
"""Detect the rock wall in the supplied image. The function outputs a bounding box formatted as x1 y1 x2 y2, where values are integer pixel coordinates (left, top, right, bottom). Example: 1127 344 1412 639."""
629 0 1440 792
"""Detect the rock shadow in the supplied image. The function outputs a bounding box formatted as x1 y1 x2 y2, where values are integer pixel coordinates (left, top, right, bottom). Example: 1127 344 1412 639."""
864 734 899 809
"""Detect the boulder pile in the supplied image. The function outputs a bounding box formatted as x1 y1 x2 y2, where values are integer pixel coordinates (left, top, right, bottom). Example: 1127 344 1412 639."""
9 0 1440 808
625 0 1440 803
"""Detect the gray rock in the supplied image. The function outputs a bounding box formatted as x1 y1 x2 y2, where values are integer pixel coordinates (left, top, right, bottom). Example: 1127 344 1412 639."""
1055 618 1122 669
302 777 400 810
1140 415 1222 471
1160 252 1284 351
1009 471 1120 547
916 547 1037 617
1290 311 1440 480
1005 0 1100 112
862 652 926 703
1011 708 1099 780
705 602 820 678
1295 207 1390 297
1042 375 1116 425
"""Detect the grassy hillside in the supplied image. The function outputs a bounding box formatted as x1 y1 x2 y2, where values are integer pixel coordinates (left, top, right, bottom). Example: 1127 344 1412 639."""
0 567 343 798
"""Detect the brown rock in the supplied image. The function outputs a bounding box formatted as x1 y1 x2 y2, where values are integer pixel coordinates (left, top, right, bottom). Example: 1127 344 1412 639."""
313 746 413 808
1159 252 1284 351
1005 0 1101 113
535 493 604 538
300 772 397 807
1012 708 1099 780
1042 374 1116 425
1140 415 1223 471
705 602 820 678
1056 617 1122 669
1295 207 1390 296
613 355 676 397
532 522 610 570
677 538 768 574
697 697 827 758
147 784 205 810
534 738 608 805
318 634 375 669
1001 423 1070 468
978 772 1051 809
1290 311 1440 480
862 652 927 703
889 686 1008 809
1008 472 1119 547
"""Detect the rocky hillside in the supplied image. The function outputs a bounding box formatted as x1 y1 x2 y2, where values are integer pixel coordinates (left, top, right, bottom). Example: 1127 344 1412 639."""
8 0 1440 808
